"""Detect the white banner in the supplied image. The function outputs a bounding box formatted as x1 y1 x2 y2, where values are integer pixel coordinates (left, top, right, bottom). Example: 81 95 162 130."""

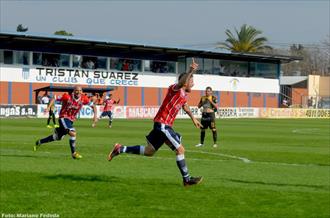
0 105 37 117
218 107 260 118
16 105 330 119
37 104 100 119
36 105 201 119
193 74 279 93
1 66 279 93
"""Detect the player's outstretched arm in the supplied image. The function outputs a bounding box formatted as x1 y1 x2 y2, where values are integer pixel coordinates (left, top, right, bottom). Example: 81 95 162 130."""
116 98 121 104
177 58 198 89
183 104 203 129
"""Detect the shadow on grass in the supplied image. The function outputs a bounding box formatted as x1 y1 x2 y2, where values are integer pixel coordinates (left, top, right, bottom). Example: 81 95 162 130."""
223 178 329 190
43 174 181 188
44 174 120 183
0 154 41 159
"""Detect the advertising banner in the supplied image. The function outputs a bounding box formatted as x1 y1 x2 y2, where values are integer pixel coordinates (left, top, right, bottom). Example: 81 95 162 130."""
176 106 202 119
0 66 279 93
37 104 98 118
218 108 259 118
125 106 159 119
0 105 37 117
260 108 330 118
3 104 328 119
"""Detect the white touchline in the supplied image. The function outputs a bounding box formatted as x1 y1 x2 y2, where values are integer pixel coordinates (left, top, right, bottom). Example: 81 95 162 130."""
185 149 252 163
1 148 328 168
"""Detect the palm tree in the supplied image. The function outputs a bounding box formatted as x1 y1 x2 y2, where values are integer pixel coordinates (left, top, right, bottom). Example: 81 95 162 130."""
217 24 271 52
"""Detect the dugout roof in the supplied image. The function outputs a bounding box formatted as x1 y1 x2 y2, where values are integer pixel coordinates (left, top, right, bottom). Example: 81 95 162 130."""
0 32 301 63
34 86 115 103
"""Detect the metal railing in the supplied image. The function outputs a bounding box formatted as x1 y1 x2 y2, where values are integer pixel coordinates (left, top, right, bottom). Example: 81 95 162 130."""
302 95 330 109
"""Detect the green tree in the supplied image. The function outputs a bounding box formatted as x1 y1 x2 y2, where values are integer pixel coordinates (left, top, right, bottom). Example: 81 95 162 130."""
16 24 28 32
217 24 270 52
54 30 73 36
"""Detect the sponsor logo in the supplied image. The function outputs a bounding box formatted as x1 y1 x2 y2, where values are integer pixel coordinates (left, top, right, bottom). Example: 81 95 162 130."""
230 78 239 90
0 105 37 117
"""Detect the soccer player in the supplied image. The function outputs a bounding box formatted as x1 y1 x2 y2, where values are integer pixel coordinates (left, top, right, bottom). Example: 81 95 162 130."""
92 94 120 128
46 98 58 128
34 86 97 159
195 87 218 148
41 92 58 128
107 58 204 186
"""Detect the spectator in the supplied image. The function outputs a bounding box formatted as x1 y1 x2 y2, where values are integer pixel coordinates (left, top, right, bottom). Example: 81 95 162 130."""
85 59 95 69
282 98 289 107
122 60 130 71
220 64 225 74
308 97 313 108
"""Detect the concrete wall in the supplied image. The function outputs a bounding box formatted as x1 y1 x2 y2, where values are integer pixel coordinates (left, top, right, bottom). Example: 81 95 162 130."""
0 81 278 107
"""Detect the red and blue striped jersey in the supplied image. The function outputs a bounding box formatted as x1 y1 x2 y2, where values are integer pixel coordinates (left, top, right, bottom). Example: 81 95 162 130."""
103 99 115 112
58 93 90 121
154 84 187 127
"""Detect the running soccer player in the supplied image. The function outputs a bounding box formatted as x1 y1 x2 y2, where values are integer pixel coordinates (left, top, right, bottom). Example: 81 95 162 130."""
195 87 218 148
107 58 204 186
34 86 97 159
92 94 120 128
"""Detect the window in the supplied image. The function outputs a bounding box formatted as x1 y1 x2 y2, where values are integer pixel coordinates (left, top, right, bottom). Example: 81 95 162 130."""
33 52 42 65
145 60 175 73
144 60 151 71
96 57 107 69
203 59 213 75
177 57 186 74
184 58 250 76
250 62 277 78
0 50 4 63
4 50 13 64
33 52 69 67
213 60 227 75
73 55 82 68
110 58 141 72
215 60 248 77
42 53 60 67
81 56 97 69
58 54 70 67
79 56 107 69
15 51 30 65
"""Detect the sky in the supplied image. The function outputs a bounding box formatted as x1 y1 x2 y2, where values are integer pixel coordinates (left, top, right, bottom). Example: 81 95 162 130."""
0 0 329 49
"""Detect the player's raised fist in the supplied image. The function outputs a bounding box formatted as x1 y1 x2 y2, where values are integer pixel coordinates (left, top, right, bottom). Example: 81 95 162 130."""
190 58 198 71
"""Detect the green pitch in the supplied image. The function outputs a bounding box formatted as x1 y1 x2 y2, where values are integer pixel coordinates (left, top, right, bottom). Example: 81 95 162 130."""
1 118 329 218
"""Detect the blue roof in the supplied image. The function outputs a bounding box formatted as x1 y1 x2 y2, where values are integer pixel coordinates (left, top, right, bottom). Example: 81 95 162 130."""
0 31 301 63
0 30 230 54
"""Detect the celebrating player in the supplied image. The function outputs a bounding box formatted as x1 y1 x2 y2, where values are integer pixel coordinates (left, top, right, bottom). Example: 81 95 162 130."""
195 87 218 148
107 58 204 186
92 94 120 128
34 86 97 159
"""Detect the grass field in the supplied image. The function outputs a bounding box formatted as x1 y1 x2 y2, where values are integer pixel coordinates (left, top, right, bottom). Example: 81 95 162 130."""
0 118 329 218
